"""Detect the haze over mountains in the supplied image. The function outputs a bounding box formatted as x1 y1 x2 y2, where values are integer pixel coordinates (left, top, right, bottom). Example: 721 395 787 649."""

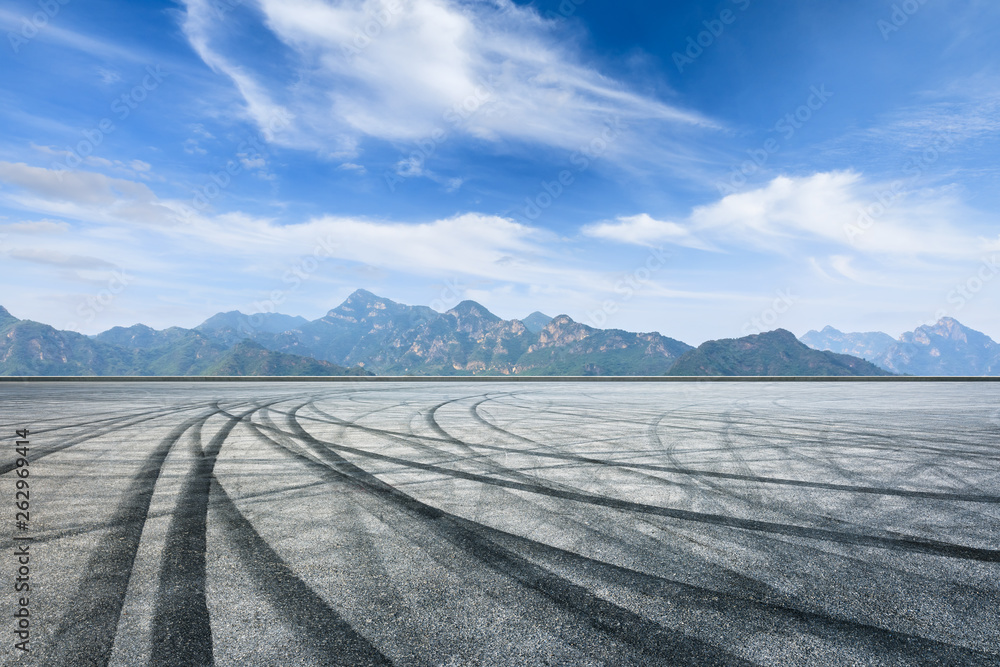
1 291 997 376
800 318 1000 376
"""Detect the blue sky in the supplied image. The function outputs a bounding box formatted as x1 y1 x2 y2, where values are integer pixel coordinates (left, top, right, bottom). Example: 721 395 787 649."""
1 0 998 344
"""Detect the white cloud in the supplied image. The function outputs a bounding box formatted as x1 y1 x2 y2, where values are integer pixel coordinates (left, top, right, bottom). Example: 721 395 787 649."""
178 0 713 161
858 77 1000 150
184 139 208 155
96 67 122 85
0 220 70 234
0 9 146 62
583 213 712 250
588 171 996 260
337 162 367 174
0 162 175 225
11 161 983 340
9 248 119 270
0 161 558 284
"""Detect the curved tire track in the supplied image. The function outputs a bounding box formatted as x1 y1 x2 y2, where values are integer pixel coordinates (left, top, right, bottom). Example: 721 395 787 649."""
40 407 222 666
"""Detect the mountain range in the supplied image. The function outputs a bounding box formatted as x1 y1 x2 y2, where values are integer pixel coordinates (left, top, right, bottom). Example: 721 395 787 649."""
1 290 996 376
0 306 367 377
799 318 1000 376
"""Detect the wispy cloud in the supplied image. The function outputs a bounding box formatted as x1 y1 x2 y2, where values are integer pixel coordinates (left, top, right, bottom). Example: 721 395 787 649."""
0 9 146 62
178 0 714 162
0 160 746 332
9 248 119 270
583 213 713 250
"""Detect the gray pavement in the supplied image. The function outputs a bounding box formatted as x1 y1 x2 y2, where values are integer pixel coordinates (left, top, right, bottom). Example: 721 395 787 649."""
0 381 998 666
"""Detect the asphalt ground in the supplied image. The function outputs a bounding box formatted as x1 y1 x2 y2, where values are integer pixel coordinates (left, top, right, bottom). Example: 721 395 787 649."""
0 381 997 666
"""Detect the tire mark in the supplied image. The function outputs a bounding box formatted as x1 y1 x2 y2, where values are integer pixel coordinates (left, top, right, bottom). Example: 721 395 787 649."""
40 407 221 666
210 478 394 666
302 395 999 504
487 518 1000 665
9 398 209 437
469 400 1000 504
0 403 211 475
278 404 755 666
257 415 1000 563
150 402 259 665
198 399 395 665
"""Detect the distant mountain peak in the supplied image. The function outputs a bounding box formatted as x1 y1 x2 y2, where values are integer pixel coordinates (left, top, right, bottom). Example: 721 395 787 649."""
344 288 381 303
520 311 553 334
754 328 797 342
447 300 500 322
925 316 977 337
802 317 999 376
0 306 19 328
107 323 156 334
531 315 592 351
905 316 997 349
328 289 397 320
197 310 307 335
547 314 577 328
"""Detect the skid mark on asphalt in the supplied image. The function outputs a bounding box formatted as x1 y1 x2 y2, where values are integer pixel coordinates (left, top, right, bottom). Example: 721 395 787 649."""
7 384 1000 664
150 398 299 665
482 517 1000 666
471 399 1000 504
278 405 755 666
0 403 213 475
259 412 1000 563
211 478 393 666
40 407 222 666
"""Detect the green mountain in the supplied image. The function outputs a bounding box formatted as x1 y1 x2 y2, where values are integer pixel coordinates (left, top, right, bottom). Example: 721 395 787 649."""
95 323 193 349
251 292 694 375
2 294 911 377
202 341 371 376
0 308 366 377
0 318 136 376
0 306 19 329
514 315 693 376
668 329 893 376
